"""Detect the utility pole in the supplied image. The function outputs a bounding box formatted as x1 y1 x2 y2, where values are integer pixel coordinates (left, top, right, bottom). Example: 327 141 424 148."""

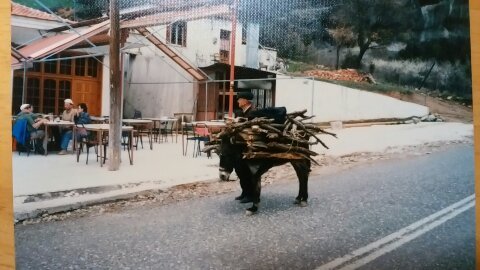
108 0 121 170
228 0 238 117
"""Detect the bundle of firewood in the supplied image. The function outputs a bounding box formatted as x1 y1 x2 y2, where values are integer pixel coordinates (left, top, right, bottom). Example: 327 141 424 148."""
205 109 337 164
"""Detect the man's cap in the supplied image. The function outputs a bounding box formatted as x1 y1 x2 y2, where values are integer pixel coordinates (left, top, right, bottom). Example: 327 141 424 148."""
20 104 30 110
64 98 74 105
237 92 254 100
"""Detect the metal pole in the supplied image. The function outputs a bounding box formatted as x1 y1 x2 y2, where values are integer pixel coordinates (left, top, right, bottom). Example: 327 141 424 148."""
205 81 208 121
311 77 315 121
22 61 27 104
228 0 238 117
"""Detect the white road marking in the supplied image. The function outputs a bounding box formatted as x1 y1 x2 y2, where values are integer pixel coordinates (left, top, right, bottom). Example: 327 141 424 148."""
316 195 475 270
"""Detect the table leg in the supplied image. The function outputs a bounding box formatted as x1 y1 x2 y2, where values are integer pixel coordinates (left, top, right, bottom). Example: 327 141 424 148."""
72 126 76 151
43 125 48 155
99 130 103 167
129 130 133 165
149 128 153 150
182 125 185 156
175 120 178 143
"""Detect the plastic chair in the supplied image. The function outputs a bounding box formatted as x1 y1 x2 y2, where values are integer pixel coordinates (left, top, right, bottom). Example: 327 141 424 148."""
184 123 210 157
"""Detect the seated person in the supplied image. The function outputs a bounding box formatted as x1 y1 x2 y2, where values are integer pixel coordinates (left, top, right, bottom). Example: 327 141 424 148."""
62 99 77 122
58 103 91 155
51 99 77 150
16 104 49 153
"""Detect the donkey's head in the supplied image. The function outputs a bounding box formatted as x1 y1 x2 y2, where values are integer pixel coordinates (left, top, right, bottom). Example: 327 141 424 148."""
218 135 238 181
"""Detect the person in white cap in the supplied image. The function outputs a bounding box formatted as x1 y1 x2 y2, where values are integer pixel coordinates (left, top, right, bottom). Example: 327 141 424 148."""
16 104 48 154
61 99 76 122
53 99 77 154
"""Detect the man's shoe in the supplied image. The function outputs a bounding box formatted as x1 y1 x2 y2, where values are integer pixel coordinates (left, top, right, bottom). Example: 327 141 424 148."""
58 150 67 155
239 197 253 204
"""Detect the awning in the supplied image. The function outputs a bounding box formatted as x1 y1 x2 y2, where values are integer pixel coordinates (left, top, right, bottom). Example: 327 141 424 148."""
17 20 110 60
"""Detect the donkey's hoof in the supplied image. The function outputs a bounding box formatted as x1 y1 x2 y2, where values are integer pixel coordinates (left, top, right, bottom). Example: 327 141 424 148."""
300 201 308 207
294 199 301 205
245 205 258 216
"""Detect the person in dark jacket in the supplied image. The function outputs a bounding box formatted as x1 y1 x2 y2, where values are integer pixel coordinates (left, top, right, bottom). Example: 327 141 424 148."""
235 91 255 118
58 103 91 155
15 104 48 154
233 91 256 203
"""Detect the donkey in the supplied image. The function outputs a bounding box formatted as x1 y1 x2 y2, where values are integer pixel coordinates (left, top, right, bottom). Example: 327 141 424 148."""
218 134 311 215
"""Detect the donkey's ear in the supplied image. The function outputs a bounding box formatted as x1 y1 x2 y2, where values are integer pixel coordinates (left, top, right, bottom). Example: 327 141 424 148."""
229 136 235 144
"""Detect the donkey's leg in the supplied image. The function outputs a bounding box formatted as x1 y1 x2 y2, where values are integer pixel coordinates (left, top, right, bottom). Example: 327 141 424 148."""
245 164 271 215
292 160 311 207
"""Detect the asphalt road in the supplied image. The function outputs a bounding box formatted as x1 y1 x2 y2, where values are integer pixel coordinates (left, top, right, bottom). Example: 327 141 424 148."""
15 144 474 270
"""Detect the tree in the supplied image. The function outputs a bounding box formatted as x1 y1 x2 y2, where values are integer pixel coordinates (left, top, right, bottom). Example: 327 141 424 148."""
74 0 108 20
329 0 421 68
327 26 355 69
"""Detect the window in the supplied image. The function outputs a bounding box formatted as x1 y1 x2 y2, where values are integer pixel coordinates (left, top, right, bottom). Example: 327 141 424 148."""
12 77 24 114
28 62 41 72
87 58 98 77
44 57 57 74
75 58 86 76
26 78 40 110
251 89 273 109
43 79 57 114
219 30 231 63
219 50 229 64
60 59 72 75
58 80 71 111
167 21 187 46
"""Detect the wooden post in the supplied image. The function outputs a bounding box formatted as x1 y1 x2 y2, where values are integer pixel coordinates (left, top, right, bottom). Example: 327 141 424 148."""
470 0 480 266
0 1 15 268
108 0 121 171
228 0 238 117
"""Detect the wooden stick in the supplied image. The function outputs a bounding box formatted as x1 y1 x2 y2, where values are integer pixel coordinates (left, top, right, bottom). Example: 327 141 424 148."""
287 109 307 118
304 124 337 138
288 116 330 149
259 124 283 134
267 142 318 156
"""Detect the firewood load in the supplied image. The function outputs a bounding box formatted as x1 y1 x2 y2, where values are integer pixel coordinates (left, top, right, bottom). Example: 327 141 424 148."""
204 109 337 165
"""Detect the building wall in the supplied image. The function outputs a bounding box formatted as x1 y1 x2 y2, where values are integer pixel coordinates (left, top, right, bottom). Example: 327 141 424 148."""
275 75 429 122
122 46 197 119
146 19 277 70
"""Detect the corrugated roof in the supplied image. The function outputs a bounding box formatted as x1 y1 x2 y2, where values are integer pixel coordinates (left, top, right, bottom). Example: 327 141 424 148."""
11 2 73 23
